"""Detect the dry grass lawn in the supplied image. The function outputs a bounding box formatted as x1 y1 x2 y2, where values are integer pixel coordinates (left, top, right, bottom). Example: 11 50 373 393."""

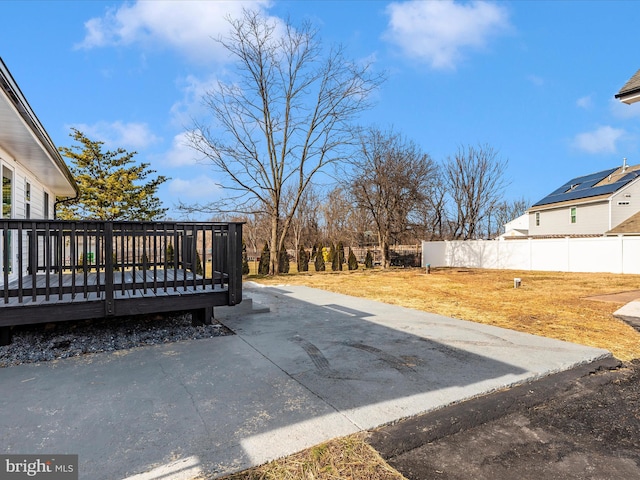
218 266 640 480
218 434 406 480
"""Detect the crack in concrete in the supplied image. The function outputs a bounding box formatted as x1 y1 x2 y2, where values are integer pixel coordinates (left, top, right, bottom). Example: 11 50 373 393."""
157 358 210 436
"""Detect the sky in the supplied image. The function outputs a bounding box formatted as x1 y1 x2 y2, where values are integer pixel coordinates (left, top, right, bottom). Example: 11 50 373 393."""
2 0 640 220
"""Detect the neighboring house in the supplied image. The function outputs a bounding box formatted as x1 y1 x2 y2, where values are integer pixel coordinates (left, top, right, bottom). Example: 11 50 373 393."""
615 68 640 105
528 160 640 237
607 68 640 232
499 213 528 239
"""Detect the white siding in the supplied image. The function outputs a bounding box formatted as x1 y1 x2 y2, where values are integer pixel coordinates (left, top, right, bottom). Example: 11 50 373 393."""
0 146 56 277
610 178 640 230
529 201 609 235
0 145 53 220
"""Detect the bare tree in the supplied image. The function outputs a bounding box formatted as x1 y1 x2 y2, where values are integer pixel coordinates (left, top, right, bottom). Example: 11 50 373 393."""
242 212 271 264
287 185 319 261
490 197 529 238
187 10 383 274
348 127 437 268
346 202 375 247
444 144 509 240
413 163 449 241
321 186 353 244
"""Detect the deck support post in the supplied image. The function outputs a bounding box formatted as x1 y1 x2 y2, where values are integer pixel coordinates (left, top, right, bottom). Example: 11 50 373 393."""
191 306 213 326
0 326 11 346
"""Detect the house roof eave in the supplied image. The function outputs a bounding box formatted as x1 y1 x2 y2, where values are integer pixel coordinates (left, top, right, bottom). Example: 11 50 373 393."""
616 68 640 105
0 57 78 198
528 193 611 212
615 89 640 105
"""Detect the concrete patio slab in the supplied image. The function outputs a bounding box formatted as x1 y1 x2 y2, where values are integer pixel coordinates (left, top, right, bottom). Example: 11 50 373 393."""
614 300 640 330
0 283 610 479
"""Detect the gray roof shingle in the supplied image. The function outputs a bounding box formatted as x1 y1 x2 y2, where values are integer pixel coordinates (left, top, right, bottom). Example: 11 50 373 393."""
616 68 640 100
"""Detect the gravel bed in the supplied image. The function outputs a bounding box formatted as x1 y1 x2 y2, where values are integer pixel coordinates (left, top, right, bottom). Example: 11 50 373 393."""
0 313 234 368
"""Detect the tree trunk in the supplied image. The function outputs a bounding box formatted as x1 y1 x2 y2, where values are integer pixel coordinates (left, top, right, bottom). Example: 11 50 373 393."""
378 231 390 269
269 215 279 275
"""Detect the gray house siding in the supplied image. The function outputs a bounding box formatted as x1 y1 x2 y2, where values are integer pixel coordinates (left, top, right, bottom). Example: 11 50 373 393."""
529 201 610 236
610 179 640 230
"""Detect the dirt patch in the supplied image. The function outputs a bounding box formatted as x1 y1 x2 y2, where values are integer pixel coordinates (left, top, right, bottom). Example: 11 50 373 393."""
585 289 640 303
368 357 640 480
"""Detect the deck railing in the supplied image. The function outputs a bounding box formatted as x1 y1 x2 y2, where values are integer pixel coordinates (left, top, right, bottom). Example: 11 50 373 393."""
0 220 243 310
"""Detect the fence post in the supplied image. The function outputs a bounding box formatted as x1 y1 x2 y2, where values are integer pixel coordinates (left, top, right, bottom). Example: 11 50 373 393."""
104 222 114 316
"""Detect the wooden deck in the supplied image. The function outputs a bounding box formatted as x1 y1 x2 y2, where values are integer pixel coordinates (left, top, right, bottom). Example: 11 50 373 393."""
0 220 243 343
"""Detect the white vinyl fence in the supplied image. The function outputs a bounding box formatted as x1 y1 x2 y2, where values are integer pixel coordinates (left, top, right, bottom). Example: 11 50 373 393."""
422 236 640 274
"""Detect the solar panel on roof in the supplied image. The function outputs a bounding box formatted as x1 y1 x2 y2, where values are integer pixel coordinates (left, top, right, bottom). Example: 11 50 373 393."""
531 167 637 207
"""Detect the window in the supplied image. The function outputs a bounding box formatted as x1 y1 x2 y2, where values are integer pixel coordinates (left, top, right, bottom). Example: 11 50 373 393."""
570 207 577 224
44 191 49 219
25 182 30 219
2 166 12 273
3 166 12 219
535 212 540 226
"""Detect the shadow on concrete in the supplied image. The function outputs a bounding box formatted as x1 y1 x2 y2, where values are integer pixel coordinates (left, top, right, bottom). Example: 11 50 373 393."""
0 284 609 479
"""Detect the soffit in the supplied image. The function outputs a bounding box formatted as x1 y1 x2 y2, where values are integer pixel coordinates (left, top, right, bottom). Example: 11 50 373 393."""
0 61 77 197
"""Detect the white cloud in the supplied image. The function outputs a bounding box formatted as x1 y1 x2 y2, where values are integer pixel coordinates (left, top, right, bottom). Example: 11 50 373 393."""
68 121 160 150
572 126 625 154
162 131 200 167
384 0 511 70
170 74 220 128
76 0 272 63
167 175 221 200
576 94 593 109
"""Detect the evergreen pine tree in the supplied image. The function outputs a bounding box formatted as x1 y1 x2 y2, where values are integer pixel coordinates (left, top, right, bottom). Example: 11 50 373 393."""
330 243 338 271
58 128 168 220
314 242 325 272
337 241 345 271
258 242 270 275
278 248 290 274
195 251 204 276
348 247 358 270
311 243 317 260
242 239 250 275
166 242 174 265
298 245 309 272
364 250 374 268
